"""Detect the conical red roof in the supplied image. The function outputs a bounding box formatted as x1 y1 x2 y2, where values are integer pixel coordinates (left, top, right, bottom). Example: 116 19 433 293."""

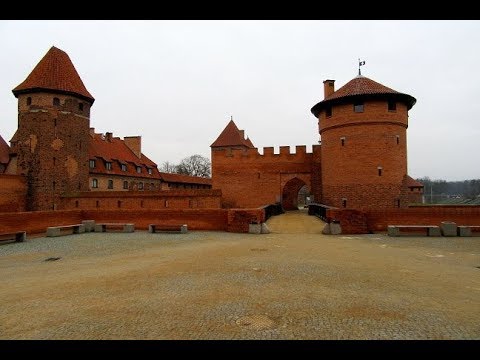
210 120 255 148
12 46 94 103
311 75 416 117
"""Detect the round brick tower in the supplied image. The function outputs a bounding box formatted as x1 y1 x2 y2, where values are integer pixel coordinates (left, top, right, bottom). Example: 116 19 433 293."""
11 46 95 211
311 75 416 209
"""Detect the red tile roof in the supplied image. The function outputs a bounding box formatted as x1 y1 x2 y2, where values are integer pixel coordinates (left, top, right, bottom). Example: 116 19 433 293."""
12 46 94 103
89 133 160 179
159 172 212 186
311 75 416 116
404 175 424 188
211 120 256 148
0 134 10 164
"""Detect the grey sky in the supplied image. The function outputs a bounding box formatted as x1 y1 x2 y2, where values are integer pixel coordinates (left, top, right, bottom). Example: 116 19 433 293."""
1 20 479 181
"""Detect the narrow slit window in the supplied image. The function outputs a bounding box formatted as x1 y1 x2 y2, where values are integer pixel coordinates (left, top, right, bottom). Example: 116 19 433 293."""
342 198 347 208
325 106 332 118
396 135 400 145
96 200 99 208
108 179 113 189
75 200 79 208
388 100 397 112
396 199 400 208
117 200 121 208
53 97 60 106
123 180 128 189
341 137 345 146
27 97 32 106
378 166 383 176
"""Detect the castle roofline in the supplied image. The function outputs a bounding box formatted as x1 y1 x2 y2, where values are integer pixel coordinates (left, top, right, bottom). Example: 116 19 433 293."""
12 46 95 104
210 120 255 148
311 75 416 117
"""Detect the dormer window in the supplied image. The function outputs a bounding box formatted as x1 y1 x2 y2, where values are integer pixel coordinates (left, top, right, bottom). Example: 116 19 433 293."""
121 164 127 172
105 161 112 170
89 159 96 169
136 166 142 174
148 168 153 175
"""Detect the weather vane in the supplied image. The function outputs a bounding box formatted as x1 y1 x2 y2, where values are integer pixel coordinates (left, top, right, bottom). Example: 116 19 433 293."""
358 58 366 76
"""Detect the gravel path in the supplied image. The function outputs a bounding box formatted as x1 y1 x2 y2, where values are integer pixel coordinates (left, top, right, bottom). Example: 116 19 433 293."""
1 210 479 339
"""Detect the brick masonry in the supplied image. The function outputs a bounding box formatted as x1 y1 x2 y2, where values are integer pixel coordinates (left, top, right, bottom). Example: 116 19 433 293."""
12 93 91 211
0 207 264 234
327 205 480 234
211 145 321 209
0 174 27 212
59 189 222 210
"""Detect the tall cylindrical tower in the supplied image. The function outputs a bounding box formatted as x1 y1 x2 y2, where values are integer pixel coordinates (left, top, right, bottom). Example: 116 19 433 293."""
11 46 95 211
311 75 416 209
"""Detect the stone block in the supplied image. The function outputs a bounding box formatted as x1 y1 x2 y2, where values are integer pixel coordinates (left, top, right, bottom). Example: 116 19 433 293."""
249 223 261 234
440 221 457 237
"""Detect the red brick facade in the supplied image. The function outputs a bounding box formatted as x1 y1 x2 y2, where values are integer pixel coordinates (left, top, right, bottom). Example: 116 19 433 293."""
211 145 320 209
327 205 480 234
212 75 422 210
0 174 27 212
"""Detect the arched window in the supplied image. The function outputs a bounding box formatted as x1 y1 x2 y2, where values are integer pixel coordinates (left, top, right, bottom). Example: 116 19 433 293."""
108 179 114 189
123 181 129 189
139 182 144 190
27 97 32 106
92 178 98 188
53 97 60 106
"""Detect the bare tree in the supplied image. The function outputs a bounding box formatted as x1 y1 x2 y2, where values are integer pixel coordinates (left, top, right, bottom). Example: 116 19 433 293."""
159 161 178 174
176 154 211 178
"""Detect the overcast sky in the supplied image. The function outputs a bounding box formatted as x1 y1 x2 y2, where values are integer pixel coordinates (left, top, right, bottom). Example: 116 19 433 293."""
1 20 479 181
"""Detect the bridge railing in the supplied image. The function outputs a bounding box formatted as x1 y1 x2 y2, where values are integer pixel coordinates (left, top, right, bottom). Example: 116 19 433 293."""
308 203 335 222
262 203 285 222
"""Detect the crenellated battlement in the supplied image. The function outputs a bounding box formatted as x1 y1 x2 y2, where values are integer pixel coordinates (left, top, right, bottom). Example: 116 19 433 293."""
212 144 321 161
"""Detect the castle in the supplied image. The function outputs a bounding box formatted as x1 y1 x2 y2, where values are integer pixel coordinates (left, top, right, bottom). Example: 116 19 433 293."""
7 46 470 236
1 47 211 212
211 76 424 210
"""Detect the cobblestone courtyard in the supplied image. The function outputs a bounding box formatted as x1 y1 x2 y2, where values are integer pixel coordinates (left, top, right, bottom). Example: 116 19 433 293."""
1 210 479 339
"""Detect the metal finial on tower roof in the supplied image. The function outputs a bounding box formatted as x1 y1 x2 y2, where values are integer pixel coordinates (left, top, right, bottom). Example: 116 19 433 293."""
358 58 365 76
230 115 233 121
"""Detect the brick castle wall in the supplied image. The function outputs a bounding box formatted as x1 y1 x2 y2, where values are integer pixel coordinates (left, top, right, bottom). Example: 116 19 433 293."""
0 206 264 234
0 174 27 212
211 145 321 208
327 205 480 234
59 189 222 210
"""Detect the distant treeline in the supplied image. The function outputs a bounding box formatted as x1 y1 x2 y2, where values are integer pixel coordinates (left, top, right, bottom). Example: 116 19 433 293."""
416 177 480 200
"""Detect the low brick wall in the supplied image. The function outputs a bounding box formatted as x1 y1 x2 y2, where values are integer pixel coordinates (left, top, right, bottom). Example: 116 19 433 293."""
326 205 480 234
0 210 83 234
81 209 229 231
0 207 266 235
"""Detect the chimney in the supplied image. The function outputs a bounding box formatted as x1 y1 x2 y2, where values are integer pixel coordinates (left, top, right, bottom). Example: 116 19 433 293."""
105 132 113 142
239 130 245 139
124 136 141 159
323 79 335 99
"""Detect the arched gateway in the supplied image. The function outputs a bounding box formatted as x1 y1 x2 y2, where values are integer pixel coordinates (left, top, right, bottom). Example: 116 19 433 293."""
281 177 309 210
